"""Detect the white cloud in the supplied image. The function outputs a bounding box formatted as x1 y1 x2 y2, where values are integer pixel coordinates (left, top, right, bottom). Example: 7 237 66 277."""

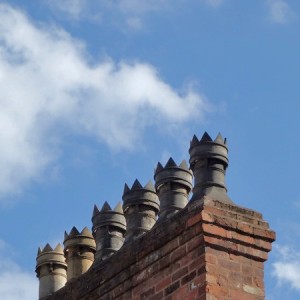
48 0 87 20
108 0 168 14
47 0 103 23
47 0 168 28
0 240 38 300
267 0 292 24
272 245 300 291
0 4 208 201
46 0 224 29
48 0 167 16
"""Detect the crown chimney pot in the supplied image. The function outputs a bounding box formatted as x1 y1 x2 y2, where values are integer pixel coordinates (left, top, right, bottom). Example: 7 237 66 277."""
36 244 67 299
189 132 233 203
92 202 126 262
154 158 193 220
63 226 96 281
122 180 159 242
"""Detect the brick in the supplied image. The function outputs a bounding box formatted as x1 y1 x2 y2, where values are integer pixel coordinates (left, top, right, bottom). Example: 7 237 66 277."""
196 294 207 300
187 234 204 252
167 261 181 274
189 274 205 291
242 265 253 276
200 211 215 223
179 226 197 244
173 285 188 299
191 246 205 260
229 288 257 300
140 287 155 299
187 212 203 227
206 263 229 277
156 276 171 292
231 231 255 245
165 281 180 296
181 270 197 285
179 250 195 268
184 288 199 300
252 260 264 269
203 205 227 217
253 227 276 240
112 283 125 298
205 253 217 265
253 267 264 277
237 223 254 235
197 265 206 276
149 291 164 300
228 272 243 289
212 215 239 230
253 277 264 288
251 249 268 261
202 223 232 239
205 283 229 298
237 244 268 261
134 268 150 285
97 292 113 300
162 238 180 256
206 247 229 259
138 249 161 269
179 258 191 271
206 273 218 284
132 278 152 296
159 254 170 270
215 274 228 287
170 244 187 262
230 253 252 265
243 276 253 285
218 259 241 272
254 239 273 251
172 266 188 281
204 234 236 252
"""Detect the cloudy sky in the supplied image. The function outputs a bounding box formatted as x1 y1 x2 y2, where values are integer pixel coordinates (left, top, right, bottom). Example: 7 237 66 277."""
0 0 299 299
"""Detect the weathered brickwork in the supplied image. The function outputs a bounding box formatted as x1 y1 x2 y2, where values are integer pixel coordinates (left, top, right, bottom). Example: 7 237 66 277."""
37 132 275 299
42 197 275 300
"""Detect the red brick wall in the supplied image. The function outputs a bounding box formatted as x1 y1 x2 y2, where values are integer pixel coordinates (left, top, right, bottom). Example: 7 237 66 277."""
44 198 275 300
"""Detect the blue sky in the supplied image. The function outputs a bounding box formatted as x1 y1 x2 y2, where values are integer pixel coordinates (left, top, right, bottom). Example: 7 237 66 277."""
0 0 299 299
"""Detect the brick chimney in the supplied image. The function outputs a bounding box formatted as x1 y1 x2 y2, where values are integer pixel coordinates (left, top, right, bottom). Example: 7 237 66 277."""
38 132 275 300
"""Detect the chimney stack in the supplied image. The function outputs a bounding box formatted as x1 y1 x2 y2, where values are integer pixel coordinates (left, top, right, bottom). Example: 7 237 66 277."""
154 158 193 220
34 131 276 300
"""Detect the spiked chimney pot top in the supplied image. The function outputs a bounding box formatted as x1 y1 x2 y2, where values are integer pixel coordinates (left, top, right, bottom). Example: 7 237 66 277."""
64 226 96 251
36 243 67 271
189 132 228 168
92 201 126 232
154 158 193 192
122 179 159 212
